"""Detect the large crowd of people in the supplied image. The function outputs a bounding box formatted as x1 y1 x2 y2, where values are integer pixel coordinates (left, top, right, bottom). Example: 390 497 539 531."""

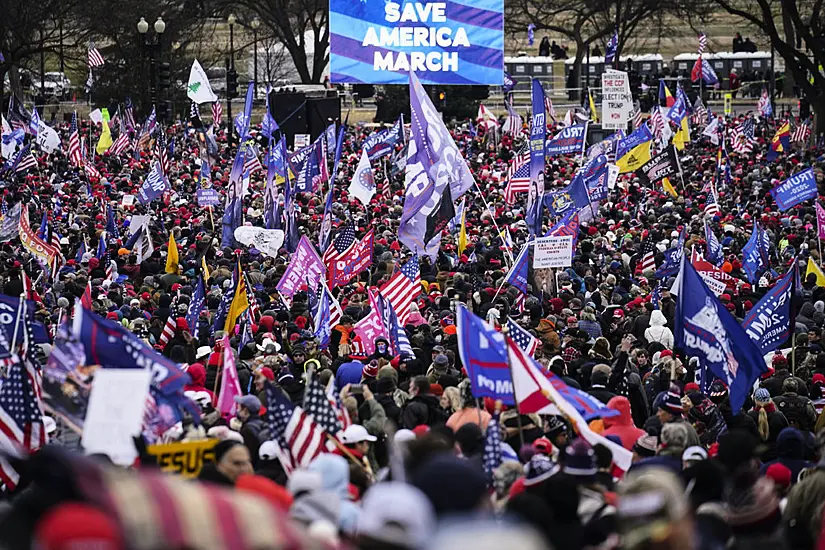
0 85 823 550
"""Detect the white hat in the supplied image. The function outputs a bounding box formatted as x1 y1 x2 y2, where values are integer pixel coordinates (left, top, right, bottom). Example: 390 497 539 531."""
682 446 708 462
256 337 282 353
195 346 212 360
356 482 435 549
259 440 280 461
341 424 376 444
42 416 57 435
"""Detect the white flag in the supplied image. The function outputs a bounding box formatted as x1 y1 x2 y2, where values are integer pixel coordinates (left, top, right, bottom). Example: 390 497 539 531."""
349 149 376 206
35 120 61 154
88 109 103 125
135 226 155 264
703 117 720 145
187 59 219 104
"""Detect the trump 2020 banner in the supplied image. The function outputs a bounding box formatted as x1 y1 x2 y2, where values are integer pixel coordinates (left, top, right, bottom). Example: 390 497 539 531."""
770 167 818 211
329 0 504 85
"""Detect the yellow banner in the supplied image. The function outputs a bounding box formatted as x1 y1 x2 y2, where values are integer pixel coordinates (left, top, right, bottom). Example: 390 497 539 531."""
146 439 218 478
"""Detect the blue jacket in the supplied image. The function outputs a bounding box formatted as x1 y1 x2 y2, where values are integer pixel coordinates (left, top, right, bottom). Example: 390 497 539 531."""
335 360 364 390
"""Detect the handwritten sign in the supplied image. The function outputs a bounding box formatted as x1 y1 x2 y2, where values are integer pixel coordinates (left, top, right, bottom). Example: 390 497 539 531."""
533 235 574 269
601 70 633 130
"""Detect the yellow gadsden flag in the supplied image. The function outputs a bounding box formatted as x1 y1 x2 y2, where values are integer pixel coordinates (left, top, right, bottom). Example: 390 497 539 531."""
458 208 468 256
95 119 113 154
615 140 652 173
165 232 179 274
807 258 825 287
224 263 249 335
589 91 599 123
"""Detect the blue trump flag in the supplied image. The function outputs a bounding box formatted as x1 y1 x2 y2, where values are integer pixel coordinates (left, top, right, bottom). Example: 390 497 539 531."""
234 82 255 140
137 161 169 204
615 124 654 160
503 72 517 93
742 263 796 354
186 274 206 335
457 305 618 419
545 123 587 157
675 259 768 411
705 219 723 265
527 79 547 237
362 115 404 161
69 303 200 420
770 168 817 211
505 244 530 294
742 223 770 284
655 228 685 279
604 30 618 65
320 126 345 252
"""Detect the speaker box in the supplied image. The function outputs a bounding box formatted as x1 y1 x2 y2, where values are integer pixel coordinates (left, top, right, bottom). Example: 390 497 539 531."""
268 92 308 146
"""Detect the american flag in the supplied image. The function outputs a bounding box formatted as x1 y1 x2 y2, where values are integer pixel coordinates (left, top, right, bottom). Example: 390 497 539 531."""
7 96 31 133
379 256 421 325
243 144 264 174
482 412 502 483
323 223 375 287
792 119 811 145
507 318 538 355
87 41 104 67
730 117 755 153
638 239 656 273
631 100 644 130
650 106 667 142
155 127 170 174
83 159 101 179
326 376 351 431
504 148 530 204
691 96 708 126
502 100 523 136
545 95 557 122
244 272 260 321
303 375 344 437
158 298 178 350
323 222 356 265
0 330 45 490
212 102 223 126
109 132 130 157
264 384 332 470
13 145 38 173
697 32 707 55
705 183 720 217
123 98 136 130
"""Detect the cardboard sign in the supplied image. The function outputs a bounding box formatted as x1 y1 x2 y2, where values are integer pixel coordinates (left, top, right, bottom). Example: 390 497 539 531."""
81 368 152 466
601 70 633 130
294 134 311 148
196 188 221 207
533 235 574 269
146 439 219 478
122 194 135 207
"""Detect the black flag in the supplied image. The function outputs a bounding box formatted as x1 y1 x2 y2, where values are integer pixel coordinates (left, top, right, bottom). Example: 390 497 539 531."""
424 183 455 244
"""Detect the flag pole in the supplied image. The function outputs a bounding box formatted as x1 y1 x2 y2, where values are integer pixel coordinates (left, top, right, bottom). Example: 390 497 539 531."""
501 325 525 449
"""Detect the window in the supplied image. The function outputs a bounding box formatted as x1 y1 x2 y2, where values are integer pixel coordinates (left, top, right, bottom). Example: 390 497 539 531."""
516 65 525 73
733 60 743 68
533 65 543 73
589 65 595 73
642 63 651 71
752 60 762 68
678 63 687 70
714 62 723 69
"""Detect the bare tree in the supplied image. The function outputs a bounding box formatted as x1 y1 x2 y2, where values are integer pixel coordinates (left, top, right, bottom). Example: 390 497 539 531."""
220 0 328 84
700 0 824 134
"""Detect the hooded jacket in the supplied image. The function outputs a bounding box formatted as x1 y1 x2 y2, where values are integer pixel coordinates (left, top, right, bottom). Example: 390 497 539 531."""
183 363 215 403
760 427 813 483
602 396 645 450
644 310 674 350
307 454 361 534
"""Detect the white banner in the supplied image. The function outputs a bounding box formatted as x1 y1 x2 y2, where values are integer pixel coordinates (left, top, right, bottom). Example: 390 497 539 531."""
601 70 633 130
35 121 61 154
187 59 219 104
233 227 285 258
533 236 574 269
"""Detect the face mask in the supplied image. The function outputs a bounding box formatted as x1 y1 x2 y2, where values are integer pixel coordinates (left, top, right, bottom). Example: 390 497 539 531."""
377 344 386 352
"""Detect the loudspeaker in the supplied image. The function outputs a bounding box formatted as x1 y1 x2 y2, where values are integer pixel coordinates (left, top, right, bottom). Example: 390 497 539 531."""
268 92 308 146
305 96 341 140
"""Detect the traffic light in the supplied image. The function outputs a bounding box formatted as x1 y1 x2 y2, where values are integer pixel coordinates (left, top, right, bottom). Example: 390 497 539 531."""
227 69 239 99
157 62 172 93
434 88 446 111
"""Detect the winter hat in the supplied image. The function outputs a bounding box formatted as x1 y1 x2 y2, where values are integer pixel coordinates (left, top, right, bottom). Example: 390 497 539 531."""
561 438 597 478
357 482 436 549
633 434 658 458
764 463 792 489
658 383 683 416
617 468 690 550
545 415 567 438
362 361 379 378
34 503 124 550
522 455 558 487
726 477 780 532
753 387 771 404
709 379 728 401
411 454 488 516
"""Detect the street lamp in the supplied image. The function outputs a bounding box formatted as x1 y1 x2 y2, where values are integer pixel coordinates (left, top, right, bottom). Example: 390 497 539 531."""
154 17 166 35
137 16 166 118
226 13 236 145
251 17 260 98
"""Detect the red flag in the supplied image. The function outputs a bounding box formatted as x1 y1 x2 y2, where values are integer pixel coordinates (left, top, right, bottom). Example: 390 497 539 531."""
81 281 93 309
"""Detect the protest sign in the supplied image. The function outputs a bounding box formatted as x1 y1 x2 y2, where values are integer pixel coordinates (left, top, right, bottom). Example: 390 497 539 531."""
329 0 504 84
81 368 152 466
600 70 633 130
533 235 574 268
196 188 221 207
146 439 219 478
294 134 311 148
121 194 135 207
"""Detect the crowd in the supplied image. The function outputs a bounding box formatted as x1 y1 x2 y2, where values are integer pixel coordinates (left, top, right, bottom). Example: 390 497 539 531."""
0 85 823 550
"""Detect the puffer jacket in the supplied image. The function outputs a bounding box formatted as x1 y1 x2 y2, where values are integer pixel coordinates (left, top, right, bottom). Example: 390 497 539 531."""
602 396 645 450
307 454 361 534
644 310 674 349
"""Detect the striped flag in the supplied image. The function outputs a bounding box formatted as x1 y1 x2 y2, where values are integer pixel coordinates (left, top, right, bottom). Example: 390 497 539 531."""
0 324 46 490
326 376 351 431
697 32 707 55
212 102 223 126
158 298 178 350
243 144 264 174
124 98 136 130
504 146 530 204
631 101 644 130
730 117 755 153
109 132 130 157
264 384 333 470
638 238 656 274
155 127 170 175
379 256 421 325
792 119 811 144
705 183 720 217
244 272 261 321
12 145 38 173
482 413 502 483
303 375 344 437
87 41 105 67
691 96 708 126
502 100 523 136
507 318 538 355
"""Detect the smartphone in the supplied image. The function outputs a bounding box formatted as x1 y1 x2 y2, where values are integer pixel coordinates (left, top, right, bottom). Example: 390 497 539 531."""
350 384 363 395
